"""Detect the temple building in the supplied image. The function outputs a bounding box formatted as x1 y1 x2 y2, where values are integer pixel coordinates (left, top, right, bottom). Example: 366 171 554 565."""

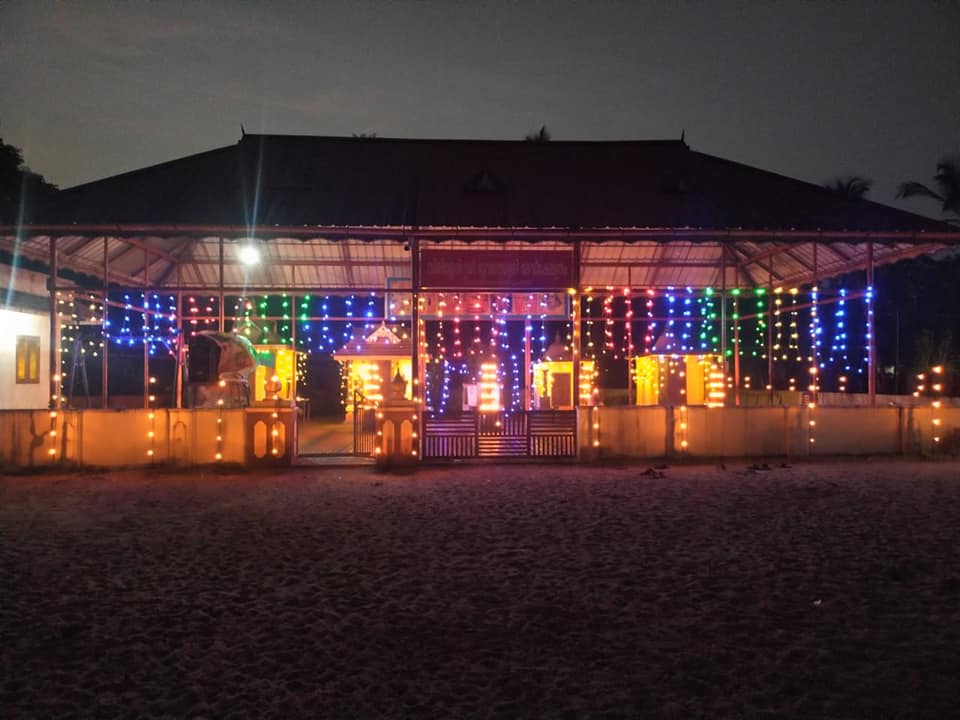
1 134 958 466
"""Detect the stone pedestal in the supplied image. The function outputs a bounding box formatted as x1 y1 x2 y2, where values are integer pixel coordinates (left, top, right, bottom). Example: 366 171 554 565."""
375 370 419 467
377 399 418 460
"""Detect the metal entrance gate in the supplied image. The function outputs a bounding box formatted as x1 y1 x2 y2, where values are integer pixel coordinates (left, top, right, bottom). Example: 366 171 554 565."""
423 410 577 460
353 391 377 456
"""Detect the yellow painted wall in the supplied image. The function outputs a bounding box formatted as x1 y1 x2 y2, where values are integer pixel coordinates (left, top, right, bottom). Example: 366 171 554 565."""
3 405 958 467
581 406 668 457
0 409 80 467
685 357 706 405
633 355 722 407
0 408 253 468
579 405 960 459
78 409 248 465
634 356 660 406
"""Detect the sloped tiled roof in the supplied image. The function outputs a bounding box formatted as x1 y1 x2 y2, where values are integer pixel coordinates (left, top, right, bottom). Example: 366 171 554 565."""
27 134 952 233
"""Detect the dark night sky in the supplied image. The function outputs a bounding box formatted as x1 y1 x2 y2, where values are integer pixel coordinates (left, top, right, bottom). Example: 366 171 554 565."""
1 1 957 216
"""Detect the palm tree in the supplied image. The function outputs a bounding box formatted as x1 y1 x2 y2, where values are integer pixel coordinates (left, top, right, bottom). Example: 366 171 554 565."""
824 175 872 198
524 126 551 142
897 156 960 223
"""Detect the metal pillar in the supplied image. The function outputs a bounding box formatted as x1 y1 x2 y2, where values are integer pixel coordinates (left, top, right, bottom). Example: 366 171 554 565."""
719 243 727 364
218 237 225 332
812 241 819 407
626 268 633 406
733 259 740 407
523 323 532 410
143 247 150 409
101 236 109 409
767 258 774 406
48 236 60 410
572 239 581 411
410 237 421 456
291 293 298 402
867 240 876 405
175 263 184 409
625 283 633 406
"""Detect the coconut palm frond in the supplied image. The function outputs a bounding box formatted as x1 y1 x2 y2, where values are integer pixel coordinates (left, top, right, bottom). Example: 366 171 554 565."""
825 175 872 198
898 155 960 219
897 181 944 202
933 158 960 214
934 157 960 183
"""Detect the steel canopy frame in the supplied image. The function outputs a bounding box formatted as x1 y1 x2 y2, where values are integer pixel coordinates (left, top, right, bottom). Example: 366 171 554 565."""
4 223 956 419
3 225 955 292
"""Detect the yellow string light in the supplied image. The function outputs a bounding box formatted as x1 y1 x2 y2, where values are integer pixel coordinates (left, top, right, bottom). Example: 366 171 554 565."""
216 397 224 462
147 377 157 460
931 365 944 450
479 361 500 412
47 408 58 460
679 404 689 453
707 363 726 408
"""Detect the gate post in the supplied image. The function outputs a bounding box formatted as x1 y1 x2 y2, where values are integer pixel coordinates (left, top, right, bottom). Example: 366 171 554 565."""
410 235 422 458
244 406 296 465
374 374 420 468
572 239 582 459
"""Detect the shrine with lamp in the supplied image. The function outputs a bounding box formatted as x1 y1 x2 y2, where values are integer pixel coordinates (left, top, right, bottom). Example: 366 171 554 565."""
333 323 413 411
532 333 597 409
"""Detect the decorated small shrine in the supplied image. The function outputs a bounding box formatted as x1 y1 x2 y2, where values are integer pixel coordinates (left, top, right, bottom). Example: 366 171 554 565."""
632 323 724 406
334 323 413 409
251 345 303 404
633 354 725 407
532 333 597 410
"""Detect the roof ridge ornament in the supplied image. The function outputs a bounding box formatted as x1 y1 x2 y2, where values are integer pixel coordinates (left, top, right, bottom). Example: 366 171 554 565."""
365 322 402 344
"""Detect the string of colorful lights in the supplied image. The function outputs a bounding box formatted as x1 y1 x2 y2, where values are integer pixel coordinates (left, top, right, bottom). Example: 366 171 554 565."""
54 282 888 418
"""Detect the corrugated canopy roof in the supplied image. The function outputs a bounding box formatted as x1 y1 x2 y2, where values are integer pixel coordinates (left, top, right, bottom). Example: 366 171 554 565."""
0 234 950 292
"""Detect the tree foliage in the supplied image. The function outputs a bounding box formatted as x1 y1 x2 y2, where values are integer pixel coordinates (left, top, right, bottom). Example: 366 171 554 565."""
524 126 551 142
875 253 960 393
823 175 872 198
897 156 960 223
0 135 58 224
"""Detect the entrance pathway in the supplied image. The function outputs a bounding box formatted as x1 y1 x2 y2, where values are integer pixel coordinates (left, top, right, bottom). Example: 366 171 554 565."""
297 417 355 455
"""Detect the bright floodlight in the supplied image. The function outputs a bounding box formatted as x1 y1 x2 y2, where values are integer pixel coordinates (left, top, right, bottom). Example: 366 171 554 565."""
238 244 260 266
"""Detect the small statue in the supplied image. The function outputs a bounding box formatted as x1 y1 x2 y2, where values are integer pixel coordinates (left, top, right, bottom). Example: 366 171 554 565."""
390 369 407 400
264 373 283 399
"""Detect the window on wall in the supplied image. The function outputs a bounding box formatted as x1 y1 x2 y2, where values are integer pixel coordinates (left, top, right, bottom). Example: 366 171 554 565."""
16 335 41 384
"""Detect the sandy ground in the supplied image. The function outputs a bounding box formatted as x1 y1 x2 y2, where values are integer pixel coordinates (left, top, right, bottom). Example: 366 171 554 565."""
2 460 960 719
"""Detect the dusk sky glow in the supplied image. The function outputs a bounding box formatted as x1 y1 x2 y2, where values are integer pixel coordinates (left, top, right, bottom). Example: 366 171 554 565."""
1 1 957 216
